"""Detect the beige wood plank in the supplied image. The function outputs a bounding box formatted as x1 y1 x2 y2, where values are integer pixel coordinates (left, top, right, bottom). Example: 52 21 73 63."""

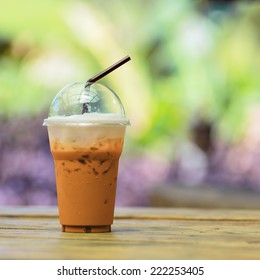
1 206 260 221
0 206 58 218
115 207 260 221
1 216 260 259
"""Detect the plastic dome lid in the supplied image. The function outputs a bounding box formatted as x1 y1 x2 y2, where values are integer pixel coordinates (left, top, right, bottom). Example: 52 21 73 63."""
43 82 130 126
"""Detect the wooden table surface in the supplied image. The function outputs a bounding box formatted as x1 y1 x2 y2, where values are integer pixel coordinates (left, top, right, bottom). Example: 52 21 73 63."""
0 206 260 260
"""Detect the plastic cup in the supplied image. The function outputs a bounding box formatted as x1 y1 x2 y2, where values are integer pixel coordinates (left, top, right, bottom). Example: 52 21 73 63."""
43 82 130 233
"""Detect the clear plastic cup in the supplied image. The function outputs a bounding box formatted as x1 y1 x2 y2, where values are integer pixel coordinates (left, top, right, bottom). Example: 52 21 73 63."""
43 82 130 233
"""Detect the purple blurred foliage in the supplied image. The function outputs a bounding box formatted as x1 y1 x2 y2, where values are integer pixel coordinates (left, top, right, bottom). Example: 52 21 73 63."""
0 114 57 205
116 155 171 206
1 115 260 206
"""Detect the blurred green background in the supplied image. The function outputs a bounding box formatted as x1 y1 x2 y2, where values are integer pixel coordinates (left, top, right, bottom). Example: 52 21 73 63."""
1 0 260 207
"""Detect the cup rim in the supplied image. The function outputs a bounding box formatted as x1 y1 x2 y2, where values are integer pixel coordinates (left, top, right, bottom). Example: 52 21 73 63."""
43 114 130 126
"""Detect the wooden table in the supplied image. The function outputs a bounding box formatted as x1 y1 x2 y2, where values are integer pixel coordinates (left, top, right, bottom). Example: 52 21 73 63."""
0 207 260 260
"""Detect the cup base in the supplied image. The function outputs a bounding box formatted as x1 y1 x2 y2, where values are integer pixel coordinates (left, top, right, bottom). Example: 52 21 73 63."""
62 225 111 233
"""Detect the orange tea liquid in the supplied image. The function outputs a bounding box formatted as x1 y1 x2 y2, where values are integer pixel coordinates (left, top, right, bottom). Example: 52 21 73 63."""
50 132 124 233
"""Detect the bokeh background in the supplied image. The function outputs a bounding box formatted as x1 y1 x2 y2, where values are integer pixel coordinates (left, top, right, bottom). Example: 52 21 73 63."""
1 0 260 208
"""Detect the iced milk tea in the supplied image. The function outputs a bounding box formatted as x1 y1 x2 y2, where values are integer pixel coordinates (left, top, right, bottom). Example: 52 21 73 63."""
48 125 126 233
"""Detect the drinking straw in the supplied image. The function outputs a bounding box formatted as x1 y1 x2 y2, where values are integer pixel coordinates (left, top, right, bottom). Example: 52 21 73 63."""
82 55 131 113
85 55 131 86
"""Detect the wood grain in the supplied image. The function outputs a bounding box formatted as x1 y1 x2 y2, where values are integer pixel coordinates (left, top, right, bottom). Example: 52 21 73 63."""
0 207 260 260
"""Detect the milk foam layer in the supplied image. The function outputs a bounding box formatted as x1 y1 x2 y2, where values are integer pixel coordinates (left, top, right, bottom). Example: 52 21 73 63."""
43 113 130 126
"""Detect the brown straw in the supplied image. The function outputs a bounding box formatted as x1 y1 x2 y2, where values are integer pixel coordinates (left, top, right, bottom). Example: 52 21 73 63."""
82 55 131 113
86 55 131 85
